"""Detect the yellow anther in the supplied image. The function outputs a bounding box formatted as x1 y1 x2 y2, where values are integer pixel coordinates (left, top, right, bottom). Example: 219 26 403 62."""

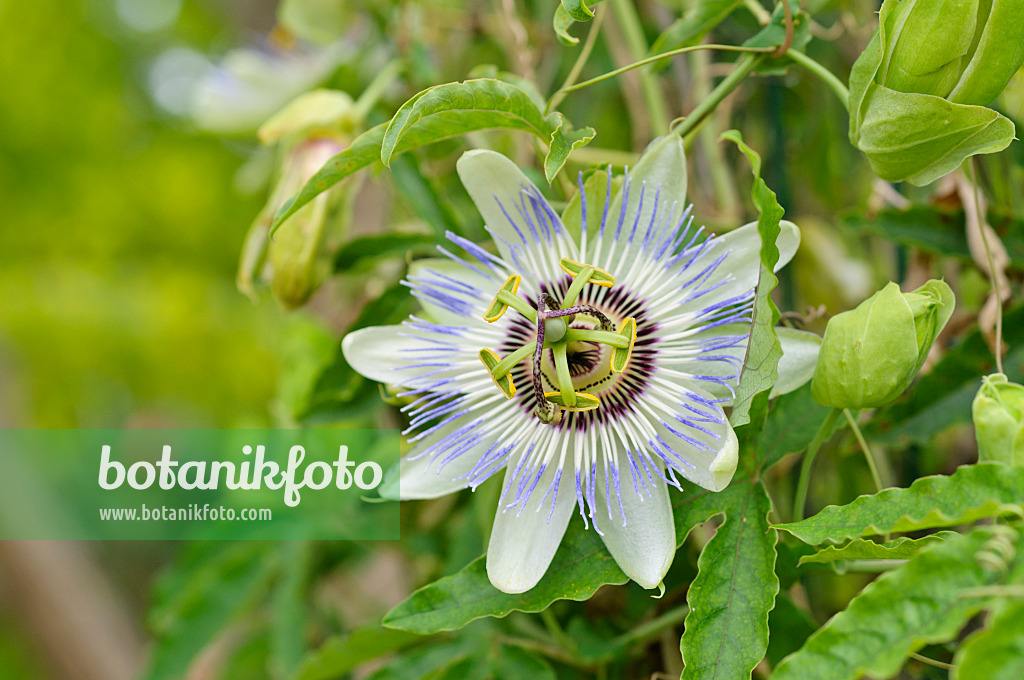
610 317 637 374
559 258 615 287
479 348 516 398
544 391 600 412
483 275 522 322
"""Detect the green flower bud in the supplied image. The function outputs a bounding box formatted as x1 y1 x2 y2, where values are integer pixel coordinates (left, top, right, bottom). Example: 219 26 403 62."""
849 0 1023 185
972 373 1024 466
811 280 955 409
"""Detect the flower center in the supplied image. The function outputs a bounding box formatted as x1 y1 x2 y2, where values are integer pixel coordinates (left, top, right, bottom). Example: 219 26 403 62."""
478 258 637 425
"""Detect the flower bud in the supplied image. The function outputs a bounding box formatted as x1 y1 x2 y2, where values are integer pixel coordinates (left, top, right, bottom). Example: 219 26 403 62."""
237 90 356 307
811 280 955 409
972 373 1024 466
266 137 343 307
849 0 1023 185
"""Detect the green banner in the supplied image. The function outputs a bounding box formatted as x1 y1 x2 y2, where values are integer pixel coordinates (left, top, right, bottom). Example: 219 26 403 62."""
0 429 400 540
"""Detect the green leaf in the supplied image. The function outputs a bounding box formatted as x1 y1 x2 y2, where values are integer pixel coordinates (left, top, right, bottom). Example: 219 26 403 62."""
553 5 581 46
381 79 554 168
143 543 277 680
333 233 437 273
650 0 743 58
772 528 1007 680
544 112 595 183
766 594 817 668
952 599 1024 680
720 130 784 427
775 463 1024 545
680 482 778 680
560 0 594 22
743 5 813 76
747 383 834 474
291 626 423 680
798 532 957 565
383 486 724 634
272 78 560 236
271 543 311 680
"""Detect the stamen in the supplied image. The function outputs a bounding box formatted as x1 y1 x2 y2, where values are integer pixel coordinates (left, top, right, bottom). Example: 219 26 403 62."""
478 348 517 398
610 317 637 373
478 260 638 424
483 275 535 322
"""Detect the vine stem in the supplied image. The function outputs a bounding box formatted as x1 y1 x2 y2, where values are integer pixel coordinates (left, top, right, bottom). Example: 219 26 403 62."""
909 652 955 671
555 44 774 97
546 5 606 114
792 407 842 522
673 53 765 140
786 50 850 110
970 158 1005 373
843 409 883 492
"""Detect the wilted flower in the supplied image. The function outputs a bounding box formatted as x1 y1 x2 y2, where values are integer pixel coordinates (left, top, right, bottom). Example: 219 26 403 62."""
849 0 1023 185
812 280 955 409
973 373 1024 466
343 136 819 593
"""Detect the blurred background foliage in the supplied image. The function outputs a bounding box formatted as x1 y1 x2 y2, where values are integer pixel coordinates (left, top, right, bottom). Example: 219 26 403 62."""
0 0 1021 678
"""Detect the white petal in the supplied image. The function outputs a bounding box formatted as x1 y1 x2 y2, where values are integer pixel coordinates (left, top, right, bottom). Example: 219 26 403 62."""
341 324 480 391
656 322 749 401
709 219 800 297
657 324 821 402
378 422 486 500
456 150 574 293
595 458 676 589
341 325 424 385
406 258 496 326
486 449 576 593
773 328 821 398
647 383 739 492
592 135 688 272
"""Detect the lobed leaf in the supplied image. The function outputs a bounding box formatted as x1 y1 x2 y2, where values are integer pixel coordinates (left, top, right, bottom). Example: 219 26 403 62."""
775 463 1024 545
720 130 784 427
272 79 563 235
381 79 553 167
952 599 1024 680
650 0 743 61
382 486 724 634
291 626 423 680
544 112 595 183
772 529 1008 680
798 532 957 565
333 233 437 273
680 481 778 680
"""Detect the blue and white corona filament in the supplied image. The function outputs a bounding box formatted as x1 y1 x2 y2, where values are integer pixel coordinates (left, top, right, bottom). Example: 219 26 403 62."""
343 136 817 594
